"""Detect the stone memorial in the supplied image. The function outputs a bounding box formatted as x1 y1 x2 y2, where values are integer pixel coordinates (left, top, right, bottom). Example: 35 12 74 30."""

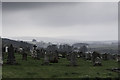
92 51 102 66
94 57 102 66
69 52 78 66
36 49 41 60
92 51 101 63
102 53 109 60
32 45 37 59
42 51 50 65
85 53 92 60
22 49 27 61
7 44 16 65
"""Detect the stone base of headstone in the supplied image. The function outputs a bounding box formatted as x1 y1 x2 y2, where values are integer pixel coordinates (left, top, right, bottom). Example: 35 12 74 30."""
93 62 102 66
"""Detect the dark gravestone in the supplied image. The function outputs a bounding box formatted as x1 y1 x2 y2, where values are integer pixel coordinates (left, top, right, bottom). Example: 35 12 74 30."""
69 52 78 66
85 53 92 60
49 52 58 63
92 51 101 63
7 44 16 65
42 52 50 65
2 47 5 60
102 53 109 60
49 51 54 63
79 52 85 59
47 45 58 63
53 54 58 63
22 49 27 61
78 52 83 58
66 53 71 61
117 55 120 62
40 48 45 58
53 50 58 63
92 51 102 66
32 45 37 59
94 57 102 66
36 49 40 60
61 52 66 58
33 45 37 50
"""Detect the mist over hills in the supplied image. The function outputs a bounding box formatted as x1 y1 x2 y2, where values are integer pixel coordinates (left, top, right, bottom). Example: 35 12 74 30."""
5 36 118 45
1 37 118 54
2 36 118 50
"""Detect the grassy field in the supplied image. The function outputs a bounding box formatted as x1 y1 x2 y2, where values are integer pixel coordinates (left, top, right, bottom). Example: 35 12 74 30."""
2 53 119 78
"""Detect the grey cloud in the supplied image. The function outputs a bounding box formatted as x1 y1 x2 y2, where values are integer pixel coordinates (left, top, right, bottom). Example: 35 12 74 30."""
3 2 117 27
2 2 118 41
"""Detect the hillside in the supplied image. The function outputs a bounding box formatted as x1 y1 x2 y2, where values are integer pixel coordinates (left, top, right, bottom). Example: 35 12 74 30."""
2 38 33 49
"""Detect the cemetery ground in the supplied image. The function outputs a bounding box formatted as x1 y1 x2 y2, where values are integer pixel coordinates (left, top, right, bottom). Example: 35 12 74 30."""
2 53 119 78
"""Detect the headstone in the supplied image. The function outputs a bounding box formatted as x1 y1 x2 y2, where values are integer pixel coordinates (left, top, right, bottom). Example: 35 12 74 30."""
42 51 50 65
36 49 40 60
85 53 92 60
117 54 120 62
78 52 83 58
102 53 109 60
66 53 71 61
47 45 58 63
32 45 37 59
69 52 78 66
92 51 101 66
2 47 5 60
33 45 37 50
5 46 8 53
40 48 45 58
22 49 27 61
53 50 58 63
92 51 101 63
19 47 23 54
49 51 54 63
94 57 102 66
7 44 16 65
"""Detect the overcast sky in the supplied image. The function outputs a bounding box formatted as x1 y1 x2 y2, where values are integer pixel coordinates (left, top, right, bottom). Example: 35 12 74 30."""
2 2 118 41
0 2 1 37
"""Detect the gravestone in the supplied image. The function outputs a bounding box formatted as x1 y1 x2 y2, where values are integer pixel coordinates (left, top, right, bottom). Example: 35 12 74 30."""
7 44 16 65
94 57 102 66
102 53 108 60
42 51 50 65
78 52 83 58
69 52 78 66
49 51 54 63
117 54 120 62
22 49 27 61
66 53 71 61
40 48 45 58
92 51 101 63
2 47 5 60
36 49 40 60
92 51 101 66
18 47 23 54
5 46 8 53
47 45 58 63
53 50 58 63
32 45 37 59
85 53 92 60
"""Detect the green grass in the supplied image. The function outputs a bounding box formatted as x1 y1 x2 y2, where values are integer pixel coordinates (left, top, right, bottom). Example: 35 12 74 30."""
2 53 119 78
